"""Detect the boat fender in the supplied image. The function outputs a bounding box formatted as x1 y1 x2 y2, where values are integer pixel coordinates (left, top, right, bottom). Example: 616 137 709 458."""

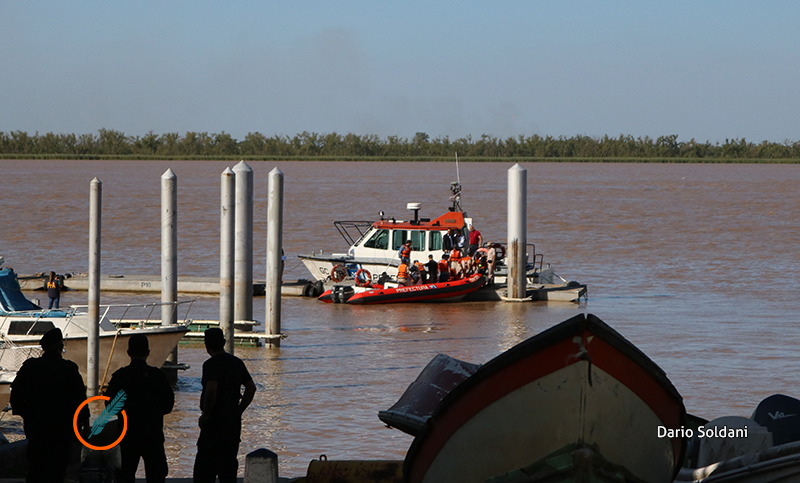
354 269 372 287
331 264 347 283
302 283 313 297
312 280 325 297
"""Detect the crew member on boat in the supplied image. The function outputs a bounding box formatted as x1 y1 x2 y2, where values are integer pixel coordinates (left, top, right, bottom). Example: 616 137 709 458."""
414 260 427 283
468 225 483 256
485 242 497 285
398 240 412 265
426 255 438 283
438 255 450 282
397 260 410 286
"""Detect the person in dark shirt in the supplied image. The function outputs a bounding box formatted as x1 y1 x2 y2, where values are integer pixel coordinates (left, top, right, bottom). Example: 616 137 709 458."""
10 328 88 483
46 271 63 309
105 334 174 483
425 255 438 283
193 328 256 483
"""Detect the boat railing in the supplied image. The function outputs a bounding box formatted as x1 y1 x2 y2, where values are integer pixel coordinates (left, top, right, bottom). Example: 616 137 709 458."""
333 221 374 246
0 335 43 371
68 300 195 329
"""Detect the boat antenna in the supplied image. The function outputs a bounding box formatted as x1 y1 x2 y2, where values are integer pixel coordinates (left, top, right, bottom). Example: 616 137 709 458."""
455 152 461 185
449 152 463 212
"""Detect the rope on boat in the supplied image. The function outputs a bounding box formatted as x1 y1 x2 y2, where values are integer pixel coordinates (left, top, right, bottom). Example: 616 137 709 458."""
99 329 122 393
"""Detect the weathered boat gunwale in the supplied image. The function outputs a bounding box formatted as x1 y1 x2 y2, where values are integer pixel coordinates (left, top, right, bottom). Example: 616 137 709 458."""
403 313 686 483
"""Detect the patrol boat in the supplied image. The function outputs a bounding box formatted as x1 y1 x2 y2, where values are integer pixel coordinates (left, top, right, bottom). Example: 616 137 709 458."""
298 183 558 286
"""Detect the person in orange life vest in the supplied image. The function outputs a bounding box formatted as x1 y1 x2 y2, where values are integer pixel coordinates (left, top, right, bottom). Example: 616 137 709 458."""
438 255 450 282
396 261 409 286
414 260 427 283
398 240 412 265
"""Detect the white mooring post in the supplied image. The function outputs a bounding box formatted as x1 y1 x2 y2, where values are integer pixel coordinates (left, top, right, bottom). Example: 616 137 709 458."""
220 167 236 354
233 161 254 324
265 168 284 348
161 169 178 327
87 177 102 396
161 169 178 364
507 164 528 300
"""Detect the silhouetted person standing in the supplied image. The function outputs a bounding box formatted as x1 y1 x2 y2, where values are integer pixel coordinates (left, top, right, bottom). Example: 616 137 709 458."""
193 328 256 483
10 328 88 483
105 334 174 483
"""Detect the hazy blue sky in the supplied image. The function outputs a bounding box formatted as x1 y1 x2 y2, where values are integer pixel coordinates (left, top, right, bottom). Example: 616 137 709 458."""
2 1 798 143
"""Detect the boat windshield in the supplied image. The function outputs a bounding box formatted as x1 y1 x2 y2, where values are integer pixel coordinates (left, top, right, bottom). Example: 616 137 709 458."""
364 229 390 249
391 230 425 251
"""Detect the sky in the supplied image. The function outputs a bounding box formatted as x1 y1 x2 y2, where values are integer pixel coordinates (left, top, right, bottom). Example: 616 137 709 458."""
1 1 799 144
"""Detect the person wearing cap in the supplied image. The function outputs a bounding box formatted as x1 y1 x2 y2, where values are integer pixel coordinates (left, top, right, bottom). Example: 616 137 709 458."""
10 328 88 482
398 240 412 265
105 334 174 483
194 328 257 483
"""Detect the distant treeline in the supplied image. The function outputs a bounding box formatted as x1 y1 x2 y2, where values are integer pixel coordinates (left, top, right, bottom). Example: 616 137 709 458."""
2 129 800 161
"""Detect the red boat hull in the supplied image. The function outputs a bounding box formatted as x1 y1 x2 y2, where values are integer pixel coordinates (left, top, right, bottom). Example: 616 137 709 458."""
347 274 485 305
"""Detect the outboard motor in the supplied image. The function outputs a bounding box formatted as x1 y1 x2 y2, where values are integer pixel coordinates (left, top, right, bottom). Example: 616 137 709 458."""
331 285 355 304
752 394 800 446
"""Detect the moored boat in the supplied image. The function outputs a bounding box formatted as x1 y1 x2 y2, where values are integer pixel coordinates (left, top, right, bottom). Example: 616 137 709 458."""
298 183 562 287
402 313 686 483
0 266 188 385
318 274 485 304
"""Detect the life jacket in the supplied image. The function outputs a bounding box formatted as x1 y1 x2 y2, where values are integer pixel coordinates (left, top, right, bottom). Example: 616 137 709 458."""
400 245 412 259
414 262 425 273
397 263 409 280
438 260 449 273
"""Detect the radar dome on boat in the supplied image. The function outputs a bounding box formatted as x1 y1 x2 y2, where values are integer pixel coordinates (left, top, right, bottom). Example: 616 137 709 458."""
407 203 421 211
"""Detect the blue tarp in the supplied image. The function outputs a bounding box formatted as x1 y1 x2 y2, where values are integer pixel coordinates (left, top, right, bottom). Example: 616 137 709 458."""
0 268 42 314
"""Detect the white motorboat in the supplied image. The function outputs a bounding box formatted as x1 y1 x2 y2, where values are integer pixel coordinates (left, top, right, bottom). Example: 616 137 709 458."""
298 183 561 286
0 265 188 387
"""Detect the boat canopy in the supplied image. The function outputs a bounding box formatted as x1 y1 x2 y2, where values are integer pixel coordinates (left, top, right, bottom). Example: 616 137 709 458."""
0 269 42 314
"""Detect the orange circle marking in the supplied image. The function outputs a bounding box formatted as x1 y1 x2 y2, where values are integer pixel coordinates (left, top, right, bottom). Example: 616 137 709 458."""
73 395 128 451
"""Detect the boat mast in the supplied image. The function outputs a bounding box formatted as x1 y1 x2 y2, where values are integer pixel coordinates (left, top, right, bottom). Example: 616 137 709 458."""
450 152 463 212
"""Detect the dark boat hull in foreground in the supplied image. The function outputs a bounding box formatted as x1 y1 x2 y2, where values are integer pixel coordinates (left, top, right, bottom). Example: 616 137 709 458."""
403 313 686 483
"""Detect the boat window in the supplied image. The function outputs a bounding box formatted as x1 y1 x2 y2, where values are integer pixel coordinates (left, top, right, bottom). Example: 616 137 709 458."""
364 229 389 249
429 231 442 250
392 230 407 250
410 231 425 251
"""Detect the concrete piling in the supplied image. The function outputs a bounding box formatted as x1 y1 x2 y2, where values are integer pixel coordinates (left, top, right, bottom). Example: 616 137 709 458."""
87 177 101 396
507 164 527 300
220 167 236 354
266 168 284 347
233 161 254 324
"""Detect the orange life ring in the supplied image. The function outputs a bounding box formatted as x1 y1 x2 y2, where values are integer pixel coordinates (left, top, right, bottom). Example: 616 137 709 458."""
354 269 372 287
330 264 347 282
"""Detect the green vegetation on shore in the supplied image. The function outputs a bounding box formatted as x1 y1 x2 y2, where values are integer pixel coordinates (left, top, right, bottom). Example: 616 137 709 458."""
2 130 800 162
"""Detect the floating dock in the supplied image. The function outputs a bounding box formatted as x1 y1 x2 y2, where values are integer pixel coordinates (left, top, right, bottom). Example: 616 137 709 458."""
20 273 322 297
